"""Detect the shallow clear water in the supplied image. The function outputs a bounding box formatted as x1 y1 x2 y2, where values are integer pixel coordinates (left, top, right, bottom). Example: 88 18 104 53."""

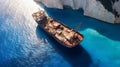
0 0 120 67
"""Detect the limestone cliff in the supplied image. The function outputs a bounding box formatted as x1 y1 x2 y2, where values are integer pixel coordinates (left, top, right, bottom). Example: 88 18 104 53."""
113 0 120 23
34 0 120 23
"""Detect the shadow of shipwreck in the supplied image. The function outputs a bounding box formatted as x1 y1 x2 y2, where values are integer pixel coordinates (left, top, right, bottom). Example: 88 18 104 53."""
36 26 92 67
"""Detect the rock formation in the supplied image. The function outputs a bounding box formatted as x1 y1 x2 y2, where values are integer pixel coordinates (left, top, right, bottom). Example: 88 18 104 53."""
34 0 120 23
113 0 120 23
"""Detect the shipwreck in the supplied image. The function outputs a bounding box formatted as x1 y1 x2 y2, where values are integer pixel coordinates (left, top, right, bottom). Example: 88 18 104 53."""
32 10 84 48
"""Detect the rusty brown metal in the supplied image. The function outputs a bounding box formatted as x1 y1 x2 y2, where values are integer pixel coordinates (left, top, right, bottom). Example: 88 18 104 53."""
32 10 84 48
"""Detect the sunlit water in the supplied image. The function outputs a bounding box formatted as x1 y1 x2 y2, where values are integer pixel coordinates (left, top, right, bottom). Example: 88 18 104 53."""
0 0 120 67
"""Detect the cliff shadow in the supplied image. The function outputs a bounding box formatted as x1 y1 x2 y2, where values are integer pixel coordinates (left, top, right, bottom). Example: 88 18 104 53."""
36 26 92 67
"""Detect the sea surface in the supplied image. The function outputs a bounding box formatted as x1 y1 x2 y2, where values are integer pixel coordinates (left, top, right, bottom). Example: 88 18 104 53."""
0 0 120 67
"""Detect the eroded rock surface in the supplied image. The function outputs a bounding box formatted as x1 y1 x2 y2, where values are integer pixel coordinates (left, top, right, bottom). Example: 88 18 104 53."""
35 0 120 23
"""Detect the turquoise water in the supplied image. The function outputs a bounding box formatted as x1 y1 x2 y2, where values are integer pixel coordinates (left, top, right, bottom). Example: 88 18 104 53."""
0 0 120 67
44 7 120 67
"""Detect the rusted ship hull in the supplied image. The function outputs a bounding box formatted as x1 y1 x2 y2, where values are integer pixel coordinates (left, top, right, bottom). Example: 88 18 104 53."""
32 10 84 48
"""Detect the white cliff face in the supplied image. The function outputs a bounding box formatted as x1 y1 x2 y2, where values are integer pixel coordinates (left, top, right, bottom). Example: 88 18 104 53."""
34 0 120 23
84 0 115 23
113 0 120 15
73 0 87 10
62 0 74 9
113 0 120 23
35 0 63 9
35 0 86 9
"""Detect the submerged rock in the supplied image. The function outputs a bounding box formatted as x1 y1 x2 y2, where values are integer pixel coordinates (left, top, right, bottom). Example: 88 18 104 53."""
34 0 120 24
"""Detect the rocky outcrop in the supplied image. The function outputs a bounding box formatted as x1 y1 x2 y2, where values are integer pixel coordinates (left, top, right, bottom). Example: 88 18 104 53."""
35 0 120 24
113 0 120 23
84 0 115 23
35 0 63 9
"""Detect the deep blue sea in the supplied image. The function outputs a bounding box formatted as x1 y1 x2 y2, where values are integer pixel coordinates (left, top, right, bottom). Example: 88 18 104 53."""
0 0 120 67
